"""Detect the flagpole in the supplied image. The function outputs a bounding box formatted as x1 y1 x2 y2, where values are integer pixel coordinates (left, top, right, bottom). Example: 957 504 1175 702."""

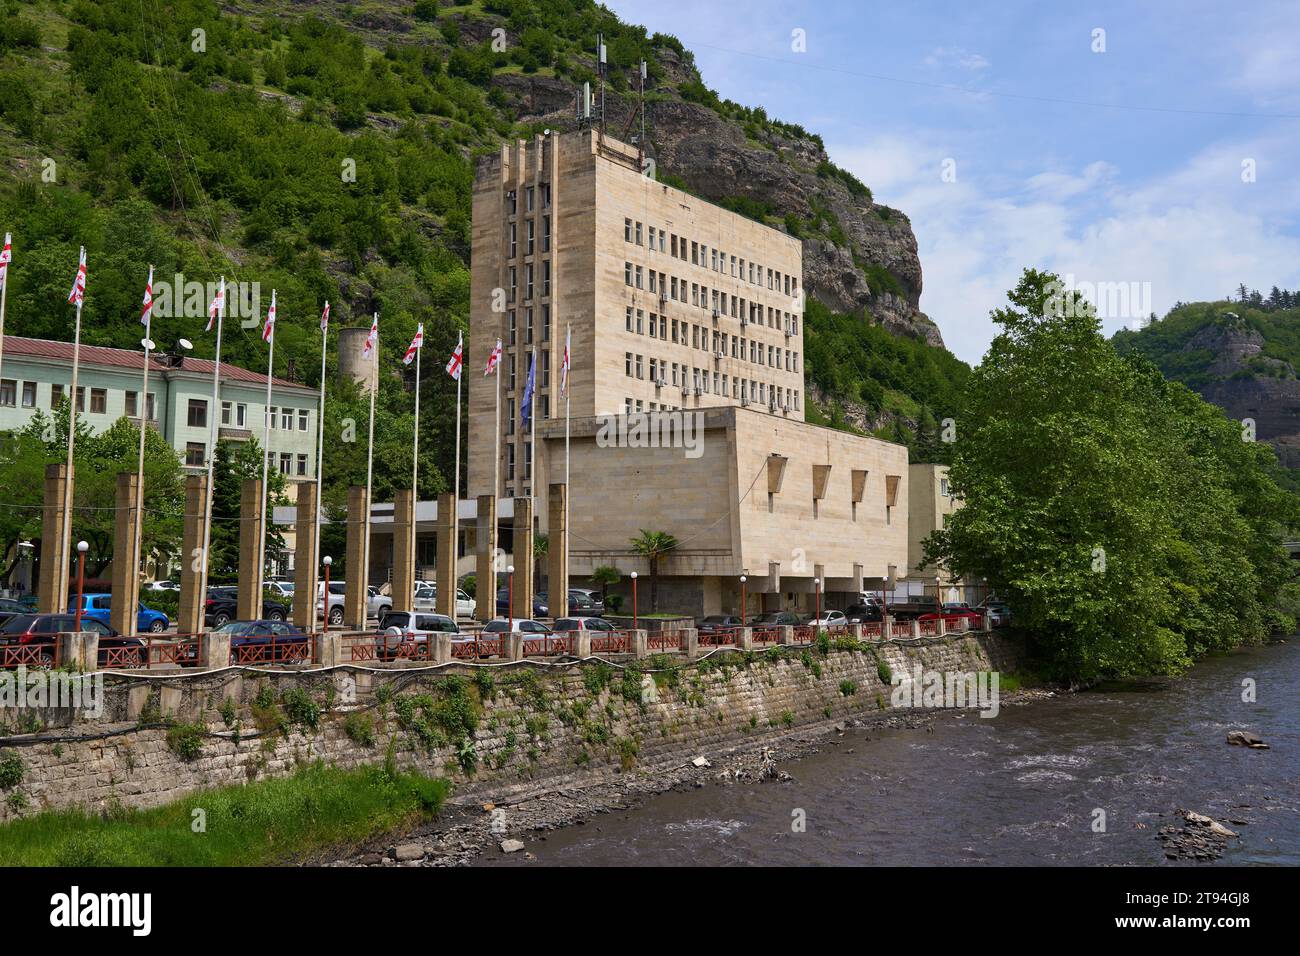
132 267 153 614
363 314 378 608
411 330 421 586
311 305 327 633
529 346 536 532
200 278 225 608
564 325 570 603
0 234 9 388
257 290 276 600
59 248 85 609
453 331 462 517
493 345 501 505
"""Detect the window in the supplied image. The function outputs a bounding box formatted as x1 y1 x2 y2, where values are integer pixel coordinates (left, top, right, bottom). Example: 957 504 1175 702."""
221 400 232 425
508 310 517 346
542 304 551 342
625 352 633 377
281 407 293 430
625 218 633 242
525 218 534 256
507 399 515 435
509 266 517 302
543 260 551 297
50 384 64 408
509 222 517 259
89 388 106 414
525 263 533 299
187 398 207 428
0 379 14 407
941 478 951 497
625 262 633 286
21 381 36 408
268 405 277 429
525 186 535 212
279 453 292 475
299 408 309 431
297 454 309 477
542 215 551 252
185 442 205 467
635 221 643 245
525 307 534 345
506 190 517 215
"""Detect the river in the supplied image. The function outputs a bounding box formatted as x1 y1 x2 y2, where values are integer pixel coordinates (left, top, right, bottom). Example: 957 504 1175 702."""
477 640 1299 866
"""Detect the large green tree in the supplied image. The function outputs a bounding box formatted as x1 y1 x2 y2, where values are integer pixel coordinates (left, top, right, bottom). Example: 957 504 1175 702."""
924 269 1298 682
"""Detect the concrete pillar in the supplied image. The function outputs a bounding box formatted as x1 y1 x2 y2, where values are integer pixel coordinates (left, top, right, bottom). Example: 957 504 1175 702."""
201 630 231 670
547 483 567 616
910 620 921 639
38 462 70 615
849 623 864 640
292 483 320 629
573 629 592 658
502 632 523 661
937 617 948 637
435 492 455 618
737 626 753 651
475 494 497 623
344 485 370 629
56 631 97 671
681 627 699 661
630 629 648 658
432 633 453 665
513 496 533 619
777 625 795 645
392 488 416 613
111 472 141 635
237 478 263 621
315 631 341 667
178 474 207 636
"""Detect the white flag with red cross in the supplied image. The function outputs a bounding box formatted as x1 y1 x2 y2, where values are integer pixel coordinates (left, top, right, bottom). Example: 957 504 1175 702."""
484 338 502 376
404 323 424 366
445 332 463 380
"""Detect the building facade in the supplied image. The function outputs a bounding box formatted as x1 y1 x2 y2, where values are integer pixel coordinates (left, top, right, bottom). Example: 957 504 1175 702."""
902 463 968 603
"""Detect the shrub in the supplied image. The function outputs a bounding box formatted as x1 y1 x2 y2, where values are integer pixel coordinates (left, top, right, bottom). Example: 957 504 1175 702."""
344 713 375 747
0 750 24 789
839 680 857 697
166 723 205 762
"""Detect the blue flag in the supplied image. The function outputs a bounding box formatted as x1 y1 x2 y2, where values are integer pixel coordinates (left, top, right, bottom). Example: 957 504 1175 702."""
520 350 537 427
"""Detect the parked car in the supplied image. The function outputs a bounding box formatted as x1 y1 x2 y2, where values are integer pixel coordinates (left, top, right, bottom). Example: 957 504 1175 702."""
217 620 311 663
883 596 941 621
494 588 549 618
147 580 180 592
0 613 144 667
807 609 848 627
377 611 460 660
536 590 600 617
843 602 883 623
552 616 619 633
751 611 803 627
0 597 29 615
919 606 984 628
205 587 288 629
68 594 170 634
412 584 477 618
316 582 390 624
697 614 742 634
567 588 606 614
266 581 296 599
482 617 552 635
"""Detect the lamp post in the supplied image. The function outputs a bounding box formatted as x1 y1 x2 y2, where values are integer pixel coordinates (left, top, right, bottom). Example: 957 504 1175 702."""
507 564 515 623
813 576 821 629
631 571 638 630
739 574 747 627
321 556 332 631
73 541 88 630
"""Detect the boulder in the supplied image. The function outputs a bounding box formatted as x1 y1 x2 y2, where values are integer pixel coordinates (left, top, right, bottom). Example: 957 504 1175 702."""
1226 731 1269 749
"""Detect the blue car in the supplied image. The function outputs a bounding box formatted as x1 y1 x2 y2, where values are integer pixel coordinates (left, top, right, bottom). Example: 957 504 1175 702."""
68 594 170 634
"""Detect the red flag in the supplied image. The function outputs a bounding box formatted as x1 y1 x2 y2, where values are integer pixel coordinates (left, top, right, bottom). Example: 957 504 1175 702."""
0 232 11 286
362 313 378 358
320 301 330 333
403 323 424 366
67 247 86 306
445 333 463 380
140 266 154 327
560 325 571 395
262 290 276 343
484 338 502 376
206 279 225 332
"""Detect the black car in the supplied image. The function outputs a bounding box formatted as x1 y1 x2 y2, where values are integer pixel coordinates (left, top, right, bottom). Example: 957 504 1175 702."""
205 587 289 629
495 587 549 618
844 602 883 623
698 614 742 633
0 613 145 667
217 620 311 664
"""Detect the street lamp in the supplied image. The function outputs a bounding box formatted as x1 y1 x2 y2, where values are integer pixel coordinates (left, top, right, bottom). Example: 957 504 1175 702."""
813 576 821 628
507 564 515 623
73 541 88 631
321 556 332 631
630 571 638 630
739 574 747 627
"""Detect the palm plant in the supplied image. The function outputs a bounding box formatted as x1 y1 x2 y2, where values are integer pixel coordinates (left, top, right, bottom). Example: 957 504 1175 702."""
629 530 678 612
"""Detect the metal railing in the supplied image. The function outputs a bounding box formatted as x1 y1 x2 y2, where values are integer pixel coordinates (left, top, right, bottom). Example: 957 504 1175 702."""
590 630 631 654
229 634 315 666
646 630 681 652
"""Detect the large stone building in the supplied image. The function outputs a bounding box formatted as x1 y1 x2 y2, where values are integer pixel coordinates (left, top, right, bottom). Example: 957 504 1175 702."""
465 130 910 616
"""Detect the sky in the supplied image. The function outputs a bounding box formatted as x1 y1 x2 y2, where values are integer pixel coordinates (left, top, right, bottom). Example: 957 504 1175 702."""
607 0 1300 364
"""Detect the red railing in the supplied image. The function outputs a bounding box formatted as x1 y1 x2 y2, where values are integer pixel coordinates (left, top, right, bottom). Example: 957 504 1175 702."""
792 624 817 644
751 626 782 645
647 630 681 652
860 622 883 640
591 630 630 654
825 622 853 636
522 633 574 657
450 636 502 659
699 627 740 646
140 635 203 668
229 635 315 666
917 619 941 637
101 644 145 669
0 639 57 668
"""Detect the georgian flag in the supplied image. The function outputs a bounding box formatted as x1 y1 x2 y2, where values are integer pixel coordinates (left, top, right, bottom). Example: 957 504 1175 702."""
361 313 378 359
262 289 276 343
560 325 571 396
140 266 154 327
445 332 463 380
320 301 330 333
206 279 225 332
484 338 502 376
403 323 424 366
67 246 87 306
0 233 11 286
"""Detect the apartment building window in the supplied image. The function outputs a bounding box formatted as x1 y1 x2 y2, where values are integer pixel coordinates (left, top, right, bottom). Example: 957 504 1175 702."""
671 319 679 344
635 265 643 289
635 221 643 245
671 234 678 257
648 270 657 294
541 351 550 387
507 399 515 435
525 307 534 345
0 379 14 407
50 384 64 408
509 355 516 391
636 309 644 334
671 362 679 386
649 313 658 338
187 398 207 428
624 218 633 242
542 215 551 252
541 183 550 207
691 241 698 265
279 453 292 476
542 304 551 342
625 262 633 286
507 443 516 479
658 230 666 253
508 310 517 346
21 381 36 408
506 190 517 215
523 443 532 480
509 267 517 303
508 222 517 259
525 185 535 213
625 352 633 377
540 395 549 420
525 263 534 300
525 219 534 256
635 354 644 379
542 260 551 297
298 408 309 431
185 442 205 467
648 226 656 250
297 454 309 477
941 477 951 496
626 306 634 333
87 388 106 414
649 357 659 382
281 407 293 430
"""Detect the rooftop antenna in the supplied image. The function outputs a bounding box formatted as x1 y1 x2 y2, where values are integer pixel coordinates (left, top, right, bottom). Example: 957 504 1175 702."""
621 58 651 174
597 33 607 135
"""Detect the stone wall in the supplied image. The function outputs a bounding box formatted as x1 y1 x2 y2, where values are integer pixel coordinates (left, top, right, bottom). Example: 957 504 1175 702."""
0 633 1020 823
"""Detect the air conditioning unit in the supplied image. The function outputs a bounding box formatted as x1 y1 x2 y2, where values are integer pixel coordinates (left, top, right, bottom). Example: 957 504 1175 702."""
680 384 690 395
768 397 778 411
659 292 668 306
739 314 747 327
783 324 791 338
782 401 791 413
655 376 666 388
740 394 750 407
693 386 703 397
714 350 724 360
711 309 720 321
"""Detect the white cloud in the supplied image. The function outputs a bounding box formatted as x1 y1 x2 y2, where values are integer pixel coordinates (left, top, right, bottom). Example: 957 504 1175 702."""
923 47 991 72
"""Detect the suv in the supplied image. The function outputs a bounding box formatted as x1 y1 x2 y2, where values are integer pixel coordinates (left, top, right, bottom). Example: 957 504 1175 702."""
205 587 288 629
412 584 477 618
377 611 459 660
0 614 144 667
69 594 169 634
317 583 391 624
495 588 549 618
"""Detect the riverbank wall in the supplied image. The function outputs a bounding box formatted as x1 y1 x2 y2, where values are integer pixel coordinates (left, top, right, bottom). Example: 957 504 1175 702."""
0 632 1022 823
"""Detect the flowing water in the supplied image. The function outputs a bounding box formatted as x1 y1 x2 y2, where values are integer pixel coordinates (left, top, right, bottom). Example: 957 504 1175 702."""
478 640 1300 866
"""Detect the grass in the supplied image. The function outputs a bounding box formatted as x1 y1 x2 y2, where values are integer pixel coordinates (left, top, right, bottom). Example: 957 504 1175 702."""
0 761 450 867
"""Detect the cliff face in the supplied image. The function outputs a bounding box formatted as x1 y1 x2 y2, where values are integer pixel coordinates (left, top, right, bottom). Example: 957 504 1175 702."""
492 62 941 347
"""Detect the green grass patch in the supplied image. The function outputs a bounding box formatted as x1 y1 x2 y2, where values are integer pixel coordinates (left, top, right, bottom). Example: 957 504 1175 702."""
0 762 450 867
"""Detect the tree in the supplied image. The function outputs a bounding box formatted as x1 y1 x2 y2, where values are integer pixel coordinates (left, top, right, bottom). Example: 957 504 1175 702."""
208 437 287 581
589 564 621 607
629 530 678 613
924 269 1298 682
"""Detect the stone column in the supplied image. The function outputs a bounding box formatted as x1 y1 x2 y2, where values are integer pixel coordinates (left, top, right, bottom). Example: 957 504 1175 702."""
629 629 648 658
777 625 795 645
736 626 754 651
573 629 592 658
681 627 699 661
435 492 456 618
512 496 533 619
910 620 921 639
344 485 369 630
201 629 231 670
848 623 864 640
292 483 320 629
38 462 70 615
111 472 140 635
178 474 207 636
475 494 497 623
237 478 263 621
502 632 523 661
392 487 416 613
432 633 453 665
547 482 568 616
56 631 97 671
315 630 341 667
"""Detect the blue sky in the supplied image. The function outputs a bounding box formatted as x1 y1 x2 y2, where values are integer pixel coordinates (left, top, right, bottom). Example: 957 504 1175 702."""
608 0 1300 363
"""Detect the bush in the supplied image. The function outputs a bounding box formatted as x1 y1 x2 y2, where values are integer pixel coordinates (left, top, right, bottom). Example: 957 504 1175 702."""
166 723 205 762
0 750 24 789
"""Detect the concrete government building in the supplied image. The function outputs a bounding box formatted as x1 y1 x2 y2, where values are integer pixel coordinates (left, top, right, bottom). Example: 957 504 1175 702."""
466 129 911 616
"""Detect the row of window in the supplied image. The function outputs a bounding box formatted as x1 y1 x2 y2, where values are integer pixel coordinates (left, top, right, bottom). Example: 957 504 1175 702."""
624 309 800 372
623 353 801 411
506 216 552 259
623 263 800 333
506 305 551 347
506 260 552 303
504 183 551 217
623 218 800 298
